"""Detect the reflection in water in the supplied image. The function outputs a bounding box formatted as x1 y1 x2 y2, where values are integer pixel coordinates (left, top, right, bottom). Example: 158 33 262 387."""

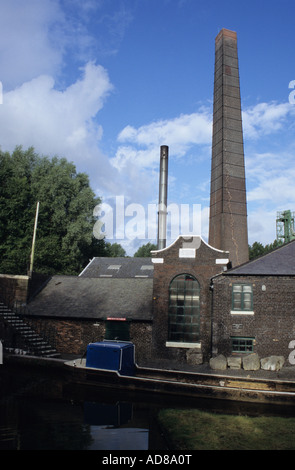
84 401 149 450
84 401 133 426
0 396 150 450
0 368 152 450
87 427 149 451
1 362 295 450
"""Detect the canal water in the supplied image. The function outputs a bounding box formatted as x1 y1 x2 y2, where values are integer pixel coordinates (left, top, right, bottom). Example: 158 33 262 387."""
0 395 152 450
0 360 171 450
1 360 295 450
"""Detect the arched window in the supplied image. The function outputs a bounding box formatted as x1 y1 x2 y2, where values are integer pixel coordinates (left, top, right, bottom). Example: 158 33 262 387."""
168 274 200 343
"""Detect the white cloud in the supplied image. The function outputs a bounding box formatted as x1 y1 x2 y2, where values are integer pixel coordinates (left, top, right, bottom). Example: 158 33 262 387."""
0 62 120 194
1 62 112 149
243 101 295 139
110 99 295 213
0 0 65 89
248 173 295 204
114 100 294 175
113 100 295 181
117 110 212 154
247 155 295 206
111 108 212 182
108 109 213 208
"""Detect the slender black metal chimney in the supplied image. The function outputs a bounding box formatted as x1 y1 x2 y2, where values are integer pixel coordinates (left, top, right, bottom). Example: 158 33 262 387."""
157 145 169 250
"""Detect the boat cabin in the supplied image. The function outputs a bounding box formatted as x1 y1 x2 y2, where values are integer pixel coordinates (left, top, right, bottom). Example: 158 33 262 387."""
86 340 136 376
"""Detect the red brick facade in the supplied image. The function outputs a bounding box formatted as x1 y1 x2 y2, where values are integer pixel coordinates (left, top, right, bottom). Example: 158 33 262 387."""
3 240 295 367
151 236 229 363
25 317 152 363
212 274 295 359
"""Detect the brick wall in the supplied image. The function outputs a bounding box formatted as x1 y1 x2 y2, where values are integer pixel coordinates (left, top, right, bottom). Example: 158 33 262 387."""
212 274 295 359
25 317 103 355
151 236 229 364
26 316 153 362
0 274 30 306
130 322 153 363
0 273 50 307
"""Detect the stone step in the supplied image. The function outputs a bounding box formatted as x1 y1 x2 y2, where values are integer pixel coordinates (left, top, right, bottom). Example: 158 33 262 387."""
0 302 60 358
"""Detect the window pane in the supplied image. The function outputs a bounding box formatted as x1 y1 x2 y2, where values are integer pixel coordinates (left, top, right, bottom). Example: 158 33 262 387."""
243 285 252 293
176 280 185 290
183 315 192 324
233 292 242 309
243 294 252 309
169 294 177 306
192 295 199 307
246 340 253 351
233 285 242 292
185 295 193 307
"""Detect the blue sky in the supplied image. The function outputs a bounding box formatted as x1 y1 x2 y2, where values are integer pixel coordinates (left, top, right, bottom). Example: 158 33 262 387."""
0 0 295 255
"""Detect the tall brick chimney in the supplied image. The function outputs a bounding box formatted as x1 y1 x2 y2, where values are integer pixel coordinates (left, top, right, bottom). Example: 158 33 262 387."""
208 29 249 267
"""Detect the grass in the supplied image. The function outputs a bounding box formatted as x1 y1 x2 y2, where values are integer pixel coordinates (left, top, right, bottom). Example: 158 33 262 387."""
158 408 295 450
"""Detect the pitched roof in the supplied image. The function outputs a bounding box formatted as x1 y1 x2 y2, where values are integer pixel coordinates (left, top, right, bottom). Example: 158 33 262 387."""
224 240 295 276
79 257 154 279
28 275 153 320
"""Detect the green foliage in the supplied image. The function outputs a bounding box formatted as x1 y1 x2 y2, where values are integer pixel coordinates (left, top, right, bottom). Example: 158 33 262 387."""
249 239 282 260
104 242 126 257
0 146 103 275
134 242 157 257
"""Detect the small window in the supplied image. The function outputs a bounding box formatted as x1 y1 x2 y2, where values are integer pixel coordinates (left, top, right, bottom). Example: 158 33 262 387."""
231 337 254 353
140 265 153 270
232 284 253 311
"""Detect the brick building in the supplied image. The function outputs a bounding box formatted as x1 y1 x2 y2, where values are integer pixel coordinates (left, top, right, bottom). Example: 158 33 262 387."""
211 240 295 360
151 235 229 364
25 258 154 362
4 236 229 365
1 240 295 367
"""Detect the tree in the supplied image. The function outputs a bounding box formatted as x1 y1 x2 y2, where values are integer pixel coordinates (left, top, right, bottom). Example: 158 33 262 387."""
248 241 265 260
105 242 126 257
0 146 103 275
248 239 282 260
134 242 157 257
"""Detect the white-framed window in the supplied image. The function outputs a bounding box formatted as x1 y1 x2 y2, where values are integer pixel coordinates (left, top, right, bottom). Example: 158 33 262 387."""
231 284 254 314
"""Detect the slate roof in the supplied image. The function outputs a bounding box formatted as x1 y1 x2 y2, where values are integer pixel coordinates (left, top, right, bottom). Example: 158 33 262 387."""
224 240 295 276
28 275 153 320
79 257 154 278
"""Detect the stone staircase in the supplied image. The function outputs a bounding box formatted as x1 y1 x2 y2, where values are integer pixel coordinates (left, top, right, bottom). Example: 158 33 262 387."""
0 302 60 358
